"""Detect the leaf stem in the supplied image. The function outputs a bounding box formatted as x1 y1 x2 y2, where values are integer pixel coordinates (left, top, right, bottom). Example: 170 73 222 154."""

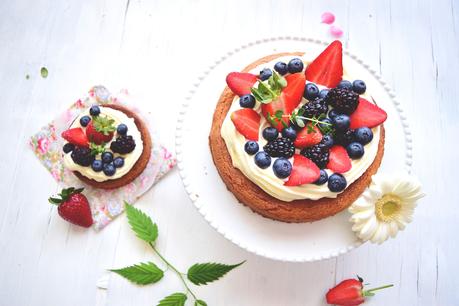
149 242 198 301
366 284 394 293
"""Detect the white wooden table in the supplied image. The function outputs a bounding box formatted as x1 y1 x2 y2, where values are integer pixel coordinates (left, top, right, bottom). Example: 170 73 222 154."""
0 0 457 305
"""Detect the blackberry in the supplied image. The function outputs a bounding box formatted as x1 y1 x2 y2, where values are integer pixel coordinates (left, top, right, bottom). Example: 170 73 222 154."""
334 129 355 146
71 147 95 166
301 98 328 118
325 88 359 115
300 145 329 169
110 135 136 154
263 137 295 158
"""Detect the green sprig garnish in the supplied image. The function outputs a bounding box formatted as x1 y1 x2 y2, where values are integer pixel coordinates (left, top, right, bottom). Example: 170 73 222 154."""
268 109 334 135
250 71 287 104
110 203 245 306
89 142 106 156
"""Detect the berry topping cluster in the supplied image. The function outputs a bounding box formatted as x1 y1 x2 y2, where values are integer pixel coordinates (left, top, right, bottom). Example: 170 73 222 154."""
61 105 137 177
226 40 387 193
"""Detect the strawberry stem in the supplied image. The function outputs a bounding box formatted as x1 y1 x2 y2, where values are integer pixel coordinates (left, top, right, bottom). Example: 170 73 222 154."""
366 284 394 292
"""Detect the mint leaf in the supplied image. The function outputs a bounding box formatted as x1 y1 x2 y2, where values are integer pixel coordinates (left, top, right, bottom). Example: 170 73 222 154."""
157 292 187 306
125 202 158 243
195 300 207 306
187 261 245 285
110 262 163 285
40 67 48 78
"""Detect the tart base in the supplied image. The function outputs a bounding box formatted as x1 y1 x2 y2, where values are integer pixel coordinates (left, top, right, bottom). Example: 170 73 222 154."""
73 104 152 189
209 53 385 222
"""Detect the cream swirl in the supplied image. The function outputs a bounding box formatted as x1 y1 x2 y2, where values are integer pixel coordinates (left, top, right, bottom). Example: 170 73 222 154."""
63 106 143 182
220 55 381 201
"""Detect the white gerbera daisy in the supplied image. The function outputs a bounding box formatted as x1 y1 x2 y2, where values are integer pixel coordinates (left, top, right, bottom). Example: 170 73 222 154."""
349 173 425 244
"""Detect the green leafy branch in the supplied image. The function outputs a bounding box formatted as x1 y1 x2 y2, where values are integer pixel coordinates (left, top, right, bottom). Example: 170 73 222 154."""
267 109 334 135
110 203 245 306
250 71 287 104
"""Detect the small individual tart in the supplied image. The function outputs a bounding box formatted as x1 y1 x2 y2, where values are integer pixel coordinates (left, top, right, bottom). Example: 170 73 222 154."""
61 104 151 189
209 40 388 222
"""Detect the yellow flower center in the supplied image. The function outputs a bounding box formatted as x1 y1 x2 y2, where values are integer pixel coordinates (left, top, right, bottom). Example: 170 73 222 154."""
375 194 402 222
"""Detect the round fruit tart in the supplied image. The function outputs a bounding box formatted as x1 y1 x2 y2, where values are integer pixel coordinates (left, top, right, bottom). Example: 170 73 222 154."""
209 40 388 222
61 104 152 189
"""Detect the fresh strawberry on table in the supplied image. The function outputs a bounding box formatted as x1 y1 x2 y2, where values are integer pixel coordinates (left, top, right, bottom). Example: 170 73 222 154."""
48 187 93 228
61 128 89 147
226 72 258 96
231 108 260 141
305 40 343 88
349 97 387 129
284 154 320 186
326 276 393 306
86 115 116 145
294 123 323 148
327 145 352 173
261 73 306 130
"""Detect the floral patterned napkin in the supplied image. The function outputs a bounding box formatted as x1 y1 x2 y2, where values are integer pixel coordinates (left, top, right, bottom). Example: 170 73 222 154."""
30 86 176 230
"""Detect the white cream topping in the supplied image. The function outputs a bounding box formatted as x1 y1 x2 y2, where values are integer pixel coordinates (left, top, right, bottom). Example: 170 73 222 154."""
63 106 143 182
221 55 381 201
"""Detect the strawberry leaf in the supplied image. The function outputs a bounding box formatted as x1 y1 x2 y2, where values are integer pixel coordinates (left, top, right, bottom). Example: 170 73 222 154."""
125 202 158 243
157 292 187 306
195 300 207 306
187 261 245 285
110 262 163 285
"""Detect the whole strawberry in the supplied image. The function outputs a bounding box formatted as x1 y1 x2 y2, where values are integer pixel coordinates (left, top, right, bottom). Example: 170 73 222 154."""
86 115 116 145
326 276 393 306
48 187 93 228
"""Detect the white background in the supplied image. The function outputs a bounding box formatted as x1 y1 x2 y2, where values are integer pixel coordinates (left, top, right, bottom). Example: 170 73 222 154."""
0 0 457 305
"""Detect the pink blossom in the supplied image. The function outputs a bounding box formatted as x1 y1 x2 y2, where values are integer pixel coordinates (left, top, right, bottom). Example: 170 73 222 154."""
330 25 343 38
37 137 50 154
321 12 335 24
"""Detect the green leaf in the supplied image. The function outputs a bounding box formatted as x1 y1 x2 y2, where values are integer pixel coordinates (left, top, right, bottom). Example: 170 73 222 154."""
157 293 187 306
48 197 62 204
125 202 158 243
195 300 207 306
40 67 48 78
187 261 245 285
110 262 163 285
25 74 30 80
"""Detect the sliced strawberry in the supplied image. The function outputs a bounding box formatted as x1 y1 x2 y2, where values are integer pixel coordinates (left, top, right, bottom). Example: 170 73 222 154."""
61 128 89 147
305 40 343 88
226 72 258 96
261 73 306 130
294 124 323 148
284 154 321 186
230 108 260 141
349 97 387 129
327 145 352 173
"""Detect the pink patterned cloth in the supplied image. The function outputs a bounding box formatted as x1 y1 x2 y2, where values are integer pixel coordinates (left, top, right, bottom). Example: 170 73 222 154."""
30 86 176 230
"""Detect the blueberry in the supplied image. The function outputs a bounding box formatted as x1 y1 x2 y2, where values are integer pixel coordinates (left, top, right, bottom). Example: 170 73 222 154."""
102 151 114 164
259 68 272 81
254 151 271 169
281 126 297 140
262 127 279 141
328 173 347 192
103 162 116 176
354 127 373 145
337 80 353 90
320 134 334 149
239 94 256 108
332 114 350 131
113 157 125 168
314 170 328 185
91 160 103 172
318 89 330 99
63 143 75 154
352 80 366 94
346 142 365 159
287 58 304 73
89 105 100 116
244 141 259 155
273 158 292 179
319 118 333 132
303 83 320 100
80 115 91 127
274 62 288 75
328 109 340 119
117 123 128 135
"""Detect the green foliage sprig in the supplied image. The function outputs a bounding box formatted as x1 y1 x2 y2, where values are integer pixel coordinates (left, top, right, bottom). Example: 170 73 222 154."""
267 109 334 135
250 71 287 104
110 203 245 306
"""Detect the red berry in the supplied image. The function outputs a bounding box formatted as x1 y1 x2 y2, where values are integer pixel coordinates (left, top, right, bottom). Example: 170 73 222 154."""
86 119 115 145
327 145 352 173
349 97 387 129
48 188 93 228
294 124 323 148
305 40 343 88
61 128 89 147
230 108 260 141
226 72 258 96
284 154 320 186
